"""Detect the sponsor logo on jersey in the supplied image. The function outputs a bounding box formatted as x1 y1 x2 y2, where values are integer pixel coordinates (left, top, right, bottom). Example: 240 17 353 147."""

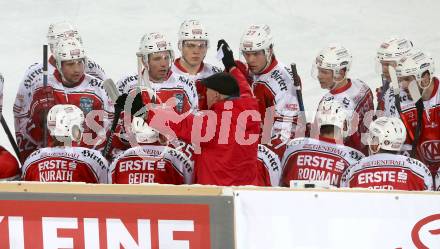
357 171 398 184
79 97 94 114
284 103 298 111
270 70 287 91
420 140 440 162
175 93 184 113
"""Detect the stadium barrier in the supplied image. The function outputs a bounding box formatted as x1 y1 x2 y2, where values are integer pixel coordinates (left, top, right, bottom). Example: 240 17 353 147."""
0 182 439 249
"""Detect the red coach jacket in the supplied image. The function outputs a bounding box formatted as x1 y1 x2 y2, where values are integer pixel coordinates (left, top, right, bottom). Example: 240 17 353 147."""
148 67 262 186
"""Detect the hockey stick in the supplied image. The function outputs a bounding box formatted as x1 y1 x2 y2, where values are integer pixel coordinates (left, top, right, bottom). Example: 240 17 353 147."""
0 115 20 159
407 79 423 157
42 44 49 147
376 74 390 111
290 63 307 134
101 78 122 158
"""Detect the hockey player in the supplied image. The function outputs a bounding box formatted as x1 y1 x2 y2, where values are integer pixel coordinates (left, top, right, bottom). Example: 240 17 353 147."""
312 44 374 154
112 32 198 159
341 117 433 190
14 21 107 163
21 105 109 183
14 38 114 163
116 32 197 111
239 24 302 158
172 19 222 110
173 19 221 78
375 38 413 111
281 100 364 187
384 51 440 179
111 115 193 184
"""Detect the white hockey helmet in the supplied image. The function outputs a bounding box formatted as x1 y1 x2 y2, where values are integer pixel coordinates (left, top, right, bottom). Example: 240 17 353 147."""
178 19 209 50
316 99 350 137
240 24 274 61
376 38 413 62
47 104 85 142
137 32 174 63
396 51 435 89
54 38 87 73
315 44 352 76
368 117 406 152
47 21 82 54
131 116 159 144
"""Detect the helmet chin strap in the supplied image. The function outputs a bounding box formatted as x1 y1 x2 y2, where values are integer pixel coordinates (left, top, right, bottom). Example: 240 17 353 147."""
255 49 272 74
368 144 380 155
329 76 345 91
418 78 433 97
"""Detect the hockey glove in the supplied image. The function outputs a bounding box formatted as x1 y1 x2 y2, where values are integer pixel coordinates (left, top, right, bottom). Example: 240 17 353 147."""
217 39 236 72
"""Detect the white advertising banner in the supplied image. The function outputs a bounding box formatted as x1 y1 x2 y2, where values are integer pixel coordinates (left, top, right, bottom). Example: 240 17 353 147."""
234 189 440 249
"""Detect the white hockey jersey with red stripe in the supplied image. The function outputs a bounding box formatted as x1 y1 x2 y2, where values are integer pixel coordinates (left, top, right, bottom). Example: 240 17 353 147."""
257 144 282 186
383 77 440 175
281 136 364 187
110 145 193 184
251 58 301 138
21 146 109 183
110 72 199 160
317 79 374 154
116 71 198 111
341 153 433 191
14 69 114 163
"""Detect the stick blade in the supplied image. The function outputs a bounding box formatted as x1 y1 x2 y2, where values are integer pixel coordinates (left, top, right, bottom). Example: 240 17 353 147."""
102 78 120 102
408 80 422 102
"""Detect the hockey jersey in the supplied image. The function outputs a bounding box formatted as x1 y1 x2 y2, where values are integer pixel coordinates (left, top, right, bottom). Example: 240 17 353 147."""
116 71 198 111
21 146 109 183
172 59 222 110
318 79 374 154
341 153 433 191
14 68 114 163
110 145 193 184
110 72 199 160
257 144 282 187
281 136 364 187
382 77 440 175
171 58 222 82
251 58 301 138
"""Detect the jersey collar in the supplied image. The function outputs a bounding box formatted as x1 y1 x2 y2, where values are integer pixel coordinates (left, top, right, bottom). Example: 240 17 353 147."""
53 69 85 88
49 55 56 67
257 57 278 75
174 58 204 74
318 135 337 144
330 79 352 95
429 77 439 100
